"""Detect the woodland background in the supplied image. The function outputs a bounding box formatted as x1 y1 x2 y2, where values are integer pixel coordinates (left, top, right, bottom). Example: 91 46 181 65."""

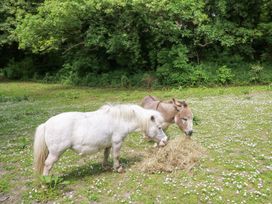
1 0 272 87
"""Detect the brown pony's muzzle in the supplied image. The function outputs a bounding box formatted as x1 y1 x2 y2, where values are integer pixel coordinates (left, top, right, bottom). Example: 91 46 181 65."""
185 130 193 136
176 121 193 137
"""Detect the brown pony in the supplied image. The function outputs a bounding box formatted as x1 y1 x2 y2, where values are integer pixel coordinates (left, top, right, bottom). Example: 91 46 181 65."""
141 95 193 137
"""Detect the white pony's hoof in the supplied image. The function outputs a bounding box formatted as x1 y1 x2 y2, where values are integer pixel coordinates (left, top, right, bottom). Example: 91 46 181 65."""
114 165 125 173
117 166 125 173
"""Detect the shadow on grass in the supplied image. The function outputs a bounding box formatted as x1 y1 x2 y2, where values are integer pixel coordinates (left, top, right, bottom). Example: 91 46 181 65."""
61 155 143 181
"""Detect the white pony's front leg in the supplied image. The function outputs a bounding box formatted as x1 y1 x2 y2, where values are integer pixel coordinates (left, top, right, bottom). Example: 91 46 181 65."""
102 147 111 170
112 141 124 173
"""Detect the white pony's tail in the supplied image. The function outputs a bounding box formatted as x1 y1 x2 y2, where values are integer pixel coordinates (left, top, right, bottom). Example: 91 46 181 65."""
33 124 48 175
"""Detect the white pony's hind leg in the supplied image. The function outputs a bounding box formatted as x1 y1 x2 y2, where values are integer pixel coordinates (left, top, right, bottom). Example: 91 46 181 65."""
43 153 59 176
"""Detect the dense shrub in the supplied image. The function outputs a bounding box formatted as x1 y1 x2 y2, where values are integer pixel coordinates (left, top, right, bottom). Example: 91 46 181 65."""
216 66 234 85
156 44 192 86
189 66 210 86
249 64 264 83
3 58 35 80
141 73 157 89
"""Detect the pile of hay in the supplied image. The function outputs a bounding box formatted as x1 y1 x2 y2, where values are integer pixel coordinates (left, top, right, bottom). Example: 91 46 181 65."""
138 137 206 173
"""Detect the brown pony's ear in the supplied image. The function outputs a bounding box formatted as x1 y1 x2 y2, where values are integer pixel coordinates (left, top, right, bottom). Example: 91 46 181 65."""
172 98 178 106
172 98 182 107
172 98 188 109
180 101 188 108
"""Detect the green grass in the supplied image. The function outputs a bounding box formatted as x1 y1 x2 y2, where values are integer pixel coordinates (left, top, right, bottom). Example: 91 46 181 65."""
0 82 272 203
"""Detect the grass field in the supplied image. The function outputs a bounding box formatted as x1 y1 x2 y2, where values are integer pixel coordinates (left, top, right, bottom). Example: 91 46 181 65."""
0 82 271 203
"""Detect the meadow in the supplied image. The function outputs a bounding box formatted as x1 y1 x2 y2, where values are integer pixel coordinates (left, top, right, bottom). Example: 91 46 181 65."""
0 82 271 203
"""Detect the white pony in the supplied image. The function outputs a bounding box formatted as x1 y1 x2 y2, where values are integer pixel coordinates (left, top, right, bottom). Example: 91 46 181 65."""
34 104 168 175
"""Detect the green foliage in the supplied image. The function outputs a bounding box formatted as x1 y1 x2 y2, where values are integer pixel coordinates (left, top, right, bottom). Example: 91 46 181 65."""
0 0 36 46
189 66 210 86
0 177 9 192
0 95 28 102
120 74 130 88
0 0 271 86
18 137 28 149
0 0 43 79
88 193 99 202
156 44 191 85
3 57 35 79
56 63 80 85
39 176 69 190
16 0 85 53
249 64 264 83
141 73 157 89
216 65 234 85
193 115 201 125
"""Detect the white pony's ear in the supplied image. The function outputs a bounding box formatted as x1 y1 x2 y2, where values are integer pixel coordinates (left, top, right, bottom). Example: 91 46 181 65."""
150 115 155 122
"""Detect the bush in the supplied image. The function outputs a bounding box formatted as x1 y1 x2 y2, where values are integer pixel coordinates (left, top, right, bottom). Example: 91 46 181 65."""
216 66 234 85
141 73 157 89
249 64 264 83
156 44 191 86
189 66 210 86
56 63 79 85
43 73 57 83
156 66 191 86
120 74 130 88
3 57 35 79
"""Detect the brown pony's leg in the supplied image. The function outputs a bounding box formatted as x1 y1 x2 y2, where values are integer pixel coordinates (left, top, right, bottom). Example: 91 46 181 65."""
112 142 124 173
102 147 111 169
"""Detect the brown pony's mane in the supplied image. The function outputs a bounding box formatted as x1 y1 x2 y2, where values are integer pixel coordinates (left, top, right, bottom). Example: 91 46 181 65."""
168 100 188 108
145 95 189 113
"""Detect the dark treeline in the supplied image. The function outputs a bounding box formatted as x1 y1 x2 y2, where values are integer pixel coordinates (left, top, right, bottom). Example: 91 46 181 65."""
1 0 272 87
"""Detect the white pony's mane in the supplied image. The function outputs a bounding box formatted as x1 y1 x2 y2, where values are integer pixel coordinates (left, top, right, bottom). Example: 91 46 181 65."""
99 104 160 131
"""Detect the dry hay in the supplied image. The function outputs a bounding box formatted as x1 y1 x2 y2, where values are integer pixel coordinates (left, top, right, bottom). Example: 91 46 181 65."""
138 137 206 173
